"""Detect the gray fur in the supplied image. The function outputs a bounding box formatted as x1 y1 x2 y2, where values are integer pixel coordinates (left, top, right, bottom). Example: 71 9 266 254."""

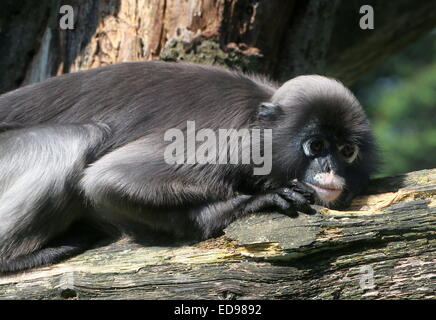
0 123 110 259
0 62 377 272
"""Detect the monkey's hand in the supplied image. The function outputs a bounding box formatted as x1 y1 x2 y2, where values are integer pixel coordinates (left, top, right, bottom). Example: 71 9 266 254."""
287 180 316 204
244 181 316 217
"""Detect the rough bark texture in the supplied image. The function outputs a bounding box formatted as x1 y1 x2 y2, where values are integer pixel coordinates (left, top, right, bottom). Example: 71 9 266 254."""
0 168 434 299
1 0 436 93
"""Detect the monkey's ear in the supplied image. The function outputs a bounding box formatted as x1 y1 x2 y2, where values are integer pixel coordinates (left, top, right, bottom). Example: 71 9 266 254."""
257 102 283 121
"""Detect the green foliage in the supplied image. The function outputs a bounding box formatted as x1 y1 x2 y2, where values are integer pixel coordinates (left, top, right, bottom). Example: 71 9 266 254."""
353 32 436 177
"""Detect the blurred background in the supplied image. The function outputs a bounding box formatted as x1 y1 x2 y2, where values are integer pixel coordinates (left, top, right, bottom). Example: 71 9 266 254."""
0 0 435 177
352 31 436 177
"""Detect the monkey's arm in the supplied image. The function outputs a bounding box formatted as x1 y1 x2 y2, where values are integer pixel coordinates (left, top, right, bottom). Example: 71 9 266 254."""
83 175 314 239
188 183 315 238
81 139 314 239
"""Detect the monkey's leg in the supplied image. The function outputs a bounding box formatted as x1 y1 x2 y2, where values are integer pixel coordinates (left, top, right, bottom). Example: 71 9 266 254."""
0 123 110 273
0 222 106 273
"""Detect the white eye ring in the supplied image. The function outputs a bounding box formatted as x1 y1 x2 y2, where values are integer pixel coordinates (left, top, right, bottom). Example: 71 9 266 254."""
303 137 329 157
338 144 359 163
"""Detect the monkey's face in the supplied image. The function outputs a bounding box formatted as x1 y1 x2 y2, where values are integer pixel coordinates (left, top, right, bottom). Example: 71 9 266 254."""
257 75 378 209
275 114 378 210
298 132 362 208
267 120 375 210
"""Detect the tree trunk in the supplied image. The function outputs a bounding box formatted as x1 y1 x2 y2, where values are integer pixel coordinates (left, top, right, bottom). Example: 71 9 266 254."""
0 168 434 299
1 0 435 93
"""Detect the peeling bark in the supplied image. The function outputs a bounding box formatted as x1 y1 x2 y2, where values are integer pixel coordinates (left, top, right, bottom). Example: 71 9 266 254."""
0 169 434 299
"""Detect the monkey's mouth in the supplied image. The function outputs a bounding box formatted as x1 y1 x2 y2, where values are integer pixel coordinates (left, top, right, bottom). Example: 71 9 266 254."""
306 183 342 203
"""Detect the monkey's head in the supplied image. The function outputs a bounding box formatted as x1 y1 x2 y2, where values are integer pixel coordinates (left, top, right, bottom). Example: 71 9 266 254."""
257 75 379 209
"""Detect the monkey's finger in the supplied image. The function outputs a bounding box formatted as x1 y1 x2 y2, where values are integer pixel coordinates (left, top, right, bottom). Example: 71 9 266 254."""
276 187 310 206
289 180 315 194
274 193 314 217
244 193 293 214
297 204 317 215
266 193 299 216
288 181 316 204
269 194 294 212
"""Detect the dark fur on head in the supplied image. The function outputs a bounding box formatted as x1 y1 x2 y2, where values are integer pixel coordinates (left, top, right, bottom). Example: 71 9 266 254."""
258 75 379 207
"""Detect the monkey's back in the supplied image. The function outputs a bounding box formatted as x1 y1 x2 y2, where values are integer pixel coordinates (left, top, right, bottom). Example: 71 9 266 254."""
0 62 276 148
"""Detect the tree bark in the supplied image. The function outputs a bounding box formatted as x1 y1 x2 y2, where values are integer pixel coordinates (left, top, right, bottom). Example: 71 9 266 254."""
0 168 434 299
1 0 435 93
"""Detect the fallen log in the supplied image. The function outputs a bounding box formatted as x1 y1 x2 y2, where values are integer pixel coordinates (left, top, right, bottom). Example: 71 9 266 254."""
0 169 435 299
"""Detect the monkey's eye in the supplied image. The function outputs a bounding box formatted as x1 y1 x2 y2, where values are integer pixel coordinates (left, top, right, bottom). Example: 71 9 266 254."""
338 143 359 163
303 138 328 156
310 139 324 153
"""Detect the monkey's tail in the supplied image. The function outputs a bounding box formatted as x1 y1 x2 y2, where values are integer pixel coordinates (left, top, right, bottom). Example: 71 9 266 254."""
0 223 107 274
